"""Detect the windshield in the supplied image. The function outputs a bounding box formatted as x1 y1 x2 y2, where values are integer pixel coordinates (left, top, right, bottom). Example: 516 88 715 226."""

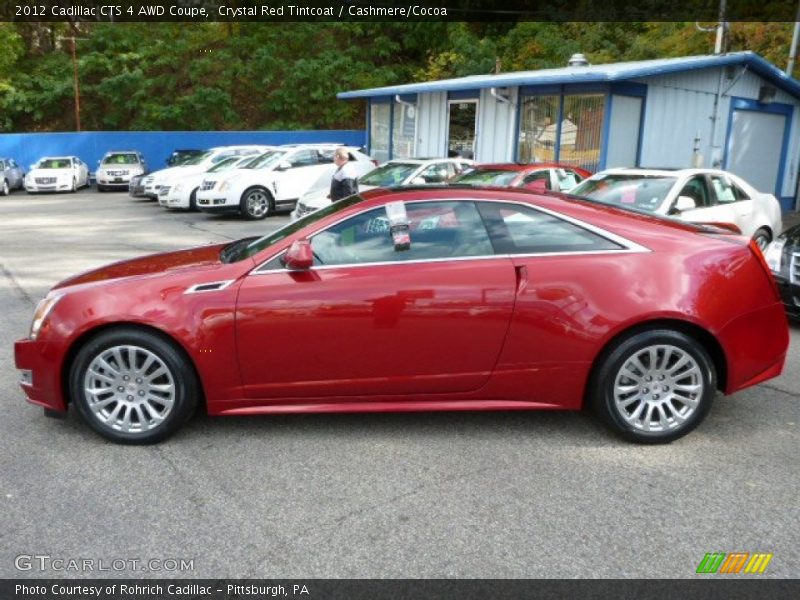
244 151 285 170
38 159 72 169
102 153 140 165
180 151 213 166
224 195 365 262
360 163 419 187
453 169 519 186
207 157 244 173
571 174 677 212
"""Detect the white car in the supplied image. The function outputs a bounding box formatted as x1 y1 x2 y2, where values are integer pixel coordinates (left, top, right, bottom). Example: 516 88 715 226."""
25 156 89 193
140 145 273 199
95 151 147 191
158 155 255 211
570 168 782 249
290 157 472 222
196 145 375 220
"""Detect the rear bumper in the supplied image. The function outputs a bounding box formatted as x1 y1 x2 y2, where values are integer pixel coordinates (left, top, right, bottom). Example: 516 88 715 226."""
719 301 789 394
14 337 67 412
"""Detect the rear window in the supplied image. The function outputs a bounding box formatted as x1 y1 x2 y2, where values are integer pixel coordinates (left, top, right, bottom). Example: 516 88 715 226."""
454 169 519 186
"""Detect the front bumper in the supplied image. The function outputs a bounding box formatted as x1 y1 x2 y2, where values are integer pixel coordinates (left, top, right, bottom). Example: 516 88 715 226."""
14 337 67 412
196 194 238 213
25 184 71 193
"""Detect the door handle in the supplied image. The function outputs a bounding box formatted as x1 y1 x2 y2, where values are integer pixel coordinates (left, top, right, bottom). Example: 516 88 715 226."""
514 265 528 294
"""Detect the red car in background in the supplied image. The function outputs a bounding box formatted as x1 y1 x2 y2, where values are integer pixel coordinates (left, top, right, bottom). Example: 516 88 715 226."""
15 187 787 444
453 163 591 192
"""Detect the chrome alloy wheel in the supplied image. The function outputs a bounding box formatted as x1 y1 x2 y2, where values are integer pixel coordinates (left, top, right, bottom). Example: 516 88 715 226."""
245 191 269 218
83 345 175 433
612 344 703 432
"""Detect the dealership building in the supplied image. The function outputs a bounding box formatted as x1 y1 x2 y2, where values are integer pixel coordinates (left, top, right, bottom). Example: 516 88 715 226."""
338 51 800 211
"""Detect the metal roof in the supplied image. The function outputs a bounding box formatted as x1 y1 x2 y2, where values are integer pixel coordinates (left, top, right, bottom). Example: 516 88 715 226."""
337 51 800 100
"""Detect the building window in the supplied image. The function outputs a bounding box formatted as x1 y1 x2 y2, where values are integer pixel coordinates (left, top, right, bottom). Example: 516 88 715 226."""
392 103 417 159
518 95 559 163
560 94 605 172
370 102 391 163
517 93 606 172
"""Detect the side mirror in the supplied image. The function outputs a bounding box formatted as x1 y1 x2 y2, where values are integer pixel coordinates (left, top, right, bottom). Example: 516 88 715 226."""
276 161 292 171
673 195 697 213
410 177 425 185
283 239 313 270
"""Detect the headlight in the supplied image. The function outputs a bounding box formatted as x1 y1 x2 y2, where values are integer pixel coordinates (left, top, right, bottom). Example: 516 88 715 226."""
218 180 230 192
30 294 64 340
764 238 786 273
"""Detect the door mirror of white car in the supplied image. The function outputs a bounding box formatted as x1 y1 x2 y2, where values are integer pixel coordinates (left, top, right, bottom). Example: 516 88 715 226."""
410 177 425 185
283 240 313 271
673 196 697 213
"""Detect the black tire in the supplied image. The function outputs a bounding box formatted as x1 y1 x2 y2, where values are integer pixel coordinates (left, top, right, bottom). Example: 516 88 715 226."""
70 177 77 193
1 179 8 196
97 184 106 192
69 328 199 444
752 228 771 252
239 187 272 220
189 188 199 211
589 329 716 444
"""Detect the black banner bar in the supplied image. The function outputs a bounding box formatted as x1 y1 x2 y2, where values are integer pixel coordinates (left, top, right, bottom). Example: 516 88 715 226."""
2 579 800 600
0 0 797 23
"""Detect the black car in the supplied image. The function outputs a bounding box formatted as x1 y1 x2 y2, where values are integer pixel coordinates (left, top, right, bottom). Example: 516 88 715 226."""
165 149 205 167
765 224 800 318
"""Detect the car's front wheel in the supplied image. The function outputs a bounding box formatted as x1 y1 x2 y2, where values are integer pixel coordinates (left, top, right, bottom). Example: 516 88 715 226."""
752 228 771 251
590 329 716 443
1 179 8 196
240 187 272 220
70 177 77 193
189 188 199 211
69 328 199 444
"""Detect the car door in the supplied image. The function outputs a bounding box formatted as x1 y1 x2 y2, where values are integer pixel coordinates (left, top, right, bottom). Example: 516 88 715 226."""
476 201 639 407
707 174 757 237
272 149 331 203
669 175 733 226
235 200 516 399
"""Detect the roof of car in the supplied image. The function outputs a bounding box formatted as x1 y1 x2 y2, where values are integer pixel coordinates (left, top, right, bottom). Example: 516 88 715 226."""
471 162 578 172
103 150 141 154
595 167 736 178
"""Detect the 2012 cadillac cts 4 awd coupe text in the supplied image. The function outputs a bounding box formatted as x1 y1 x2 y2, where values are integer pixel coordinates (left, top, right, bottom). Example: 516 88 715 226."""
15 187 788 444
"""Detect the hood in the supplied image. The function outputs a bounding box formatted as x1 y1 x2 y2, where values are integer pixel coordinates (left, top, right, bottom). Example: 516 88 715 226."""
53 243 228 290
148 166 193 181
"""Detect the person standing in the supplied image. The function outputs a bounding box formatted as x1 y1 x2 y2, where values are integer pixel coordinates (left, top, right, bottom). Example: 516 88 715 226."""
329 147 359 202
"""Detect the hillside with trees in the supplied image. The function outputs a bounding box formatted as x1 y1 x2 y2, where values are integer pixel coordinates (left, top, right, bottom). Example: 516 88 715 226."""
0 21 795 132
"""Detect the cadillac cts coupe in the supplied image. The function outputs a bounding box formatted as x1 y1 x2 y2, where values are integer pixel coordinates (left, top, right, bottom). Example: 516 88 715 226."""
15 187 788 444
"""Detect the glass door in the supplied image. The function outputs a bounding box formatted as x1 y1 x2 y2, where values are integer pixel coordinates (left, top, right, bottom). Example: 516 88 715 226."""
447 100 478 159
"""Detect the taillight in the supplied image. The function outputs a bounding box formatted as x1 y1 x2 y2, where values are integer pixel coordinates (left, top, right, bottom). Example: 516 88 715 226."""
749 238 781 301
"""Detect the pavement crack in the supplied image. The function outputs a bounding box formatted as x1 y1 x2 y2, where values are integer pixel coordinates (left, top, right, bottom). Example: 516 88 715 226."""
182 219 237 241
757 382 800 399
0 264 35 307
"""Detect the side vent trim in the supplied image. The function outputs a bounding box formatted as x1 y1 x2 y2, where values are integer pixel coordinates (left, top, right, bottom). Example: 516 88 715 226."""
184 280 235 294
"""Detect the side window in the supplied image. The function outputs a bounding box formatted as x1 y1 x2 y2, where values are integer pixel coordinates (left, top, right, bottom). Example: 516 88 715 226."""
9 159 16 168
310 201 494 266
289 150 319 168
417 163 450 184
521 170 551 191
477 202 624 254
710 176 741 204
677 176 711 208
556 169 580 191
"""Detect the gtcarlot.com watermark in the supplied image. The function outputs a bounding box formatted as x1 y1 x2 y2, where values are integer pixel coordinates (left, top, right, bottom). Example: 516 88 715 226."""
14 554 194 573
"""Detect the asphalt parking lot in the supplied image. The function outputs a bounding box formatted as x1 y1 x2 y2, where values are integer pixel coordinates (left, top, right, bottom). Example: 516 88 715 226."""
1 189 798 579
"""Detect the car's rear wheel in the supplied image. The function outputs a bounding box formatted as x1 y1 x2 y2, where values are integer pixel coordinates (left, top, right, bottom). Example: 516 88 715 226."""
752 228 771 251
240 187 271 220
1 179 8 196
69 328 199 444
590 329 716 443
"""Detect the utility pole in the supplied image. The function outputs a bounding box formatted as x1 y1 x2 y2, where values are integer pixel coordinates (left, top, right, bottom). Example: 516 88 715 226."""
787 0 800 75
714 0 727 55
58 35 85 131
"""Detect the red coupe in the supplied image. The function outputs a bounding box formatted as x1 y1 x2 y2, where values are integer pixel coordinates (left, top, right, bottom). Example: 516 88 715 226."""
453 163 591 192
15 187 788 444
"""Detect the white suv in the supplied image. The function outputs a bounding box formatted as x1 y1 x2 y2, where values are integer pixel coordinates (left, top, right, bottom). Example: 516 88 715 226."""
158 155 255 211
139 145 272 199
195 145 375 219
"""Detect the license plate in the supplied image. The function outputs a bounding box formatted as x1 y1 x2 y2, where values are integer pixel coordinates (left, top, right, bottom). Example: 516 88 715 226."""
114 178 123 183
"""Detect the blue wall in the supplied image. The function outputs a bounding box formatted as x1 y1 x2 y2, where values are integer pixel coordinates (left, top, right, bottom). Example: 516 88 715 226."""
0 130 366 171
